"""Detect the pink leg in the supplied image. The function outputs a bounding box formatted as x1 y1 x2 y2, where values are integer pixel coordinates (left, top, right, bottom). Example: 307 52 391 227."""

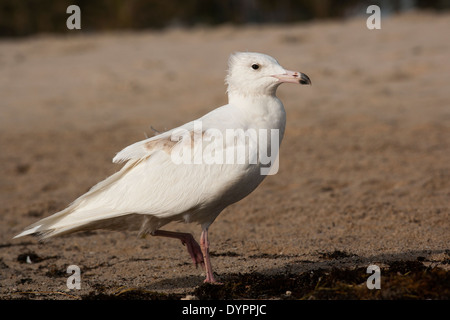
151 230 204 268
200 227 221 284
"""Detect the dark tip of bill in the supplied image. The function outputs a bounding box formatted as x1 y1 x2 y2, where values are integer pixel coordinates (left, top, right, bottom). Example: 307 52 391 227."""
299 73 312 85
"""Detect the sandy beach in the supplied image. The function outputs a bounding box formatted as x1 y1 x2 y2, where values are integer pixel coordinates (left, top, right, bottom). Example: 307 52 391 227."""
0 11 449 299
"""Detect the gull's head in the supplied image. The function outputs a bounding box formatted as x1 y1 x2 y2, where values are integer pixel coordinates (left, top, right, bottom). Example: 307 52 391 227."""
226 52 311 97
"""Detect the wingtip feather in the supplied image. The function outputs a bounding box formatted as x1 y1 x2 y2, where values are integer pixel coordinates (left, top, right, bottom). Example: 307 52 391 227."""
13 225 41 239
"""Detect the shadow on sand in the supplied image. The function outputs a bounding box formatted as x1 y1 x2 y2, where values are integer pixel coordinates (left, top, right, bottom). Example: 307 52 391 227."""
80 249 449 300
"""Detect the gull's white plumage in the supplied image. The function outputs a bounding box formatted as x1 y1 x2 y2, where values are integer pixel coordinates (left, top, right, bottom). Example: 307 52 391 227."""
14 52 311 283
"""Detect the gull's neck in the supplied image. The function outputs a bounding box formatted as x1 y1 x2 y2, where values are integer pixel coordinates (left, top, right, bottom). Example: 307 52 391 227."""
227 90 286 133
227 82 280 100
227 90 282 113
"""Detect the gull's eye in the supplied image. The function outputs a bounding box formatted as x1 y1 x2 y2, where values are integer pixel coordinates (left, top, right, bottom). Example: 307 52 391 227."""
251 63 260 70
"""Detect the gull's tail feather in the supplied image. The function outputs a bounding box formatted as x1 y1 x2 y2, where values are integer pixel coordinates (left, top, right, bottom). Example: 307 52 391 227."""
13 159 140 241
13 207 128 241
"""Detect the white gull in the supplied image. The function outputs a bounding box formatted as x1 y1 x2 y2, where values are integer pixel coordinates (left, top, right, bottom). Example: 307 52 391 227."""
14 52 311 283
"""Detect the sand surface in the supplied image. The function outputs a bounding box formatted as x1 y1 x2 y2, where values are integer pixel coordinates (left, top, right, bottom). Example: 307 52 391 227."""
0 12 449 299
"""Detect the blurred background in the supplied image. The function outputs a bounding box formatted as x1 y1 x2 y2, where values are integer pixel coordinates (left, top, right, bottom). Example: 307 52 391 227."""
1 0 449 37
